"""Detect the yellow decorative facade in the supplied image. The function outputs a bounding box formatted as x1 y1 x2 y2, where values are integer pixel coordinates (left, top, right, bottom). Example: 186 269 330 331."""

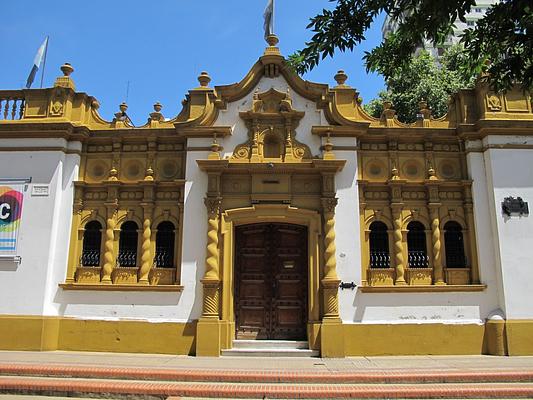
0 35 533 357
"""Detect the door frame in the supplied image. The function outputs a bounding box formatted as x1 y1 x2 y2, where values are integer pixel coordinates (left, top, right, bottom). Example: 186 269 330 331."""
219 204 322 347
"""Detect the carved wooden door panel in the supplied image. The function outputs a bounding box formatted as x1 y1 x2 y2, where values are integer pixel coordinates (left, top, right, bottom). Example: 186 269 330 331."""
235 223 307 340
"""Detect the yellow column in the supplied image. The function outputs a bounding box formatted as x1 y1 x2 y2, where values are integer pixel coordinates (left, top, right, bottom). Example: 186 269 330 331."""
138 205 153 285
430 206 445 285
320 197 344 358
101 206 117 283
197 196 222 357
392 206 407 285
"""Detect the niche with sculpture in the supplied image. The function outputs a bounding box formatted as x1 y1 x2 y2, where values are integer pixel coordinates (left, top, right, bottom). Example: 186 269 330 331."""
231 88 312 162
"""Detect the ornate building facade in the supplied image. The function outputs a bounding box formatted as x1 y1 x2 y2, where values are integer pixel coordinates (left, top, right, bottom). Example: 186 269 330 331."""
0 36 532 357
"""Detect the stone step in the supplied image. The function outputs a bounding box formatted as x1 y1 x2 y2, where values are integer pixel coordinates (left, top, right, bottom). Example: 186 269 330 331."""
1 375 533 399
231 340 310 349
2 363 533 384
221 348 320 357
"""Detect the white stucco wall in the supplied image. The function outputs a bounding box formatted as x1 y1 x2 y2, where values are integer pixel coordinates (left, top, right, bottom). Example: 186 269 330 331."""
0 138 79 316
481 135 533 319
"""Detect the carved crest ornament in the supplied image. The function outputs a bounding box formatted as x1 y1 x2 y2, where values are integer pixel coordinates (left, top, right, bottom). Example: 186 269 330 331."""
231 88 312 162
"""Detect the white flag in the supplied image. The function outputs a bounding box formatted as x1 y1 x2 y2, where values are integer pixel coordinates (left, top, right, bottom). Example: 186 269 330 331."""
26 36 49 89
263 0 274 39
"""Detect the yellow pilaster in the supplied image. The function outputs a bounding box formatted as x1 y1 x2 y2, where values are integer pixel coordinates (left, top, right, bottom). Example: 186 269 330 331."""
196 196 222 357
320 197 345 358
430 205 445 285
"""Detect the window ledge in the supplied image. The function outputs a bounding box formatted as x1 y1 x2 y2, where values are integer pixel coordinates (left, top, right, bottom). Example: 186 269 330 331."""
359 284 487 293
59 283 184 292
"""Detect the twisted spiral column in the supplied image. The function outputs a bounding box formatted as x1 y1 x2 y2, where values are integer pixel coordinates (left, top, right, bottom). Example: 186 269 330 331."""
202 197 222 318
321 198 340 320
138 208 153 284
393 208 406 285
101 208 116 283
323 213 337 281
430 207 444 285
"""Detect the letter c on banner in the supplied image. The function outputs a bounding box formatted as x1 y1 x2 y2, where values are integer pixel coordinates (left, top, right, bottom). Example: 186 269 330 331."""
0 203 10 220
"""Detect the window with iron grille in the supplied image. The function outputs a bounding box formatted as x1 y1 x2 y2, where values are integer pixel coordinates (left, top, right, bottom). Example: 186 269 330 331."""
155 221 175 268
407 221 429 268
81 221 102 266
118 221 138 267
369 221 390 268
444 221 467 267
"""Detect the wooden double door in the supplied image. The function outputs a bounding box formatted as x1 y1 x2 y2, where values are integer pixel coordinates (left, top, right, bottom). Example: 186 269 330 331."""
235 223 308 340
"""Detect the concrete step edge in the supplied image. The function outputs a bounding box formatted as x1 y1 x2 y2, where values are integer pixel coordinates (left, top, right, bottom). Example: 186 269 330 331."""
2 363 533 384
1 376 533 399
232 340 309 349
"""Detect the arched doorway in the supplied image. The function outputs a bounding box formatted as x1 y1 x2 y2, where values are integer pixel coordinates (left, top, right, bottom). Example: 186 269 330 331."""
234 223 308 340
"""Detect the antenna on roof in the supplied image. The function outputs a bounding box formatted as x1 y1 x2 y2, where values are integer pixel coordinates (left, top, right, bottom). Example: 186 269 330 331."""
125 81 130 103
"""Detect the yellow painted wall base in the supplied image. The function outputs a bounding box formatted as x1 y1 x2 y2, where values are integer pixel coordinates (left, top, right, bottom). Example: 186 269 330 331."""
2 315 533 357
321 320 345 358
506 320 533 355
343 323 485 356
0 315 196 355
196 318 221 357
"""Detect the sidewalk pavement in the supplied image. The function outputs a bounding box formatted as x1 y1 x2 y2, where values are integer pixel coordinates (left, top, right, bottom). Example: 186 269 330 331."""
1 350 533 373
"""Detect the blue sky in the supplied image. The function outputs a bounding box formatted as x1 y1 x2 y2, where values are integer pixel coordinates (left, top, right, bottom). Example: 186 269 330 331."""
0 0 385 125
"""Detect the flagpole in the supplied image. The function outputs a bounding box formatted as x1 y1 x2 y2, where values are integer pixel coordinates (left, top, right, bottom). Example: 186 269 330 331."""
39 36 49 89
272 0 275 35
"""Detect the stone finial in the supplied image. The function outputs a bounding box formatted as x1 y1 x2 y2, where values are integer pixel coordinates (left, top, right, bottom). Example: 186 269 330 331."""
266 34 279 47
208 132 221 160
419 99 431 118
113 102 128 123
391 164 399 180
381 100 396 127
198 71 211 87
54 62 75 89
323 132 335 160
149 102 164 124
418 99 432 126
334 70 348 87
60 63 74 77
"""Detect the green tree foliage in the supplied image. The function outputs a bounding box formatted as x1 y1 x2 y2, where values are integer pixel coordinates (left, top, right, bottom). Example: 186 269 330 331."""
362 46 474 123
289 0 533 92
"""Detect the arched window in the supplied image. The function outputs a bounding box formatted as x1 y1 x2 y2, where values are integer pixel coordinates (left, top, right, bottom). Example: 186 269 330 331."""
444 221 466 267
369 221 390 268
81 221 102 266
118 221 138 267
407 221 428 268
155 221 175 268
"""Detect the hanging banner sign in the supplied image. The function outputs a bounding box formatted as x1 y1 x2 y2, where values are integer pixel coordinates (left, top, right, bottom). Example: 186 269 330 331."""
0 184 24 255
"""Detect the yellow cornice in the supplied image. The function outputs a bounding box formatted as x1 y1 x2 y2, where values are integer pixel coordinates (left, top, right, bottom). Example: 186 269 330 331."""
196 159 346 173
177 126 232 139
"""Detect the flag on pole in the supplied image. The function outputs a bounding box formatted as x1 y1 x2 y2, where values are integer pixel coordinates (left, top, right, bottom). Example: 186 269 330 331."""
26 36 49 89
263 0 274 39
